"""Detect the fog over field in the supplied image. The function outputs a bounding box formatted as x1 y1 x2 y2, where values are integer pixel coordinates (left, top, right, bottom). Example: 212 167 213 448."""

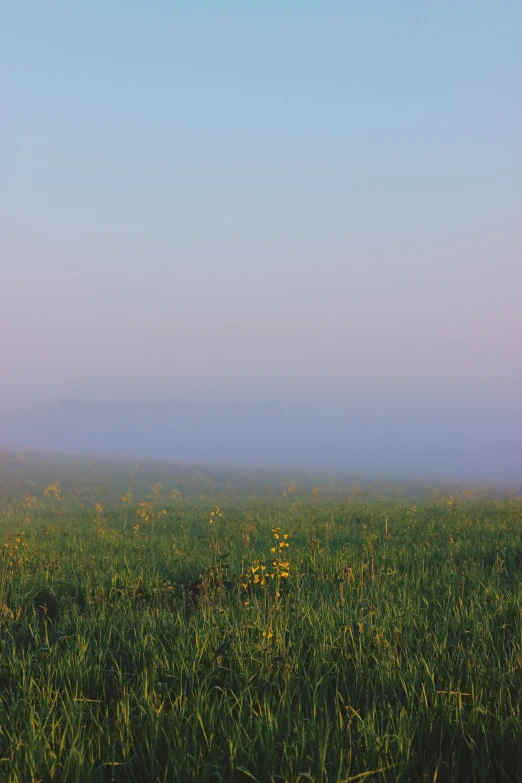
0 395 520 481
2 3 521 480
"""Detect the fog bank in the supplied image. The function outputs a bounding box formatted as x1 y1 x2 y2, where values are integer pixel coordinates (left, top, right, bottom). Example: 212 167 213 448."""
1 397 519 481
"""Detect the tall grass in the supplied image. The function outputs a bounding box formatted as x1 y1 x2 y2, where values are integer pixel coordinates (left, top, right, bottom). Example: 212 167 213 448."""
0 463 521 781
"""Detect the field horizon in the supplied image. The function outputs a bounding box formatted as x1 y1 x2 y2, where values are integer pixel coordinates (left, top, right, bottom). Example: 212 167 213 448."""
2 391 521 483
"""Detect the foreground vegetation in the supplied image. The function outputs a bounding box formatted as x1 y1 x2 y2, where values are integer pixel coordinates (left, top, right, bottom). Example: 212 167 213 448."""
0 452 521 781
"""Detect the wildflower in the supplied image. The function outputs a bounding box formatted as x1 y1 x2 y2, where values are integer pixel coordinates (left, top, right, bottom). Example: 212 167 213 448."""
151 482 163 501
209 506 222 524
43 482 61 500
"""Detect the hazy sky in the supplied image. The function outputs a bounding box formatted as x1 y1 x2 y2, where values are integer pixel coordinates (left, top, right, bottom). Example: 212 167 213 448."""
2 2 521 471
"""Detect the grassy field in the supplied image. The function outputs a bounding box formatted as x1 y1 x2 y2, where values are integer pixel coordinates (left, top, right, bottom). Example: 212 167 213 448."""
0 452 521 782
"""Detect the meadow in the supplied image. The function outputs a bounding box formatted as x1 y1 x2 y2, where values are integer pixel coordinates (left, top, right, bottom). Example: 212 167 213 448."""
0 451 521 782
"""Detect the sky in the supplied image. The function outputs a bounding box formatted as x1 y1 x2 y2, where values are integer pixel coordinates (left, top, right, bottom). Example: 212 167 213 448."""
1 2 521 477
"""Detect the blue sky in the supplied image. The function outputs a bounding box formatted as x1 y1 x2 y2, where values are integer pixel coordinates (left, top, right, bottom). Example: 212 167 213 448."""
1 2 521 475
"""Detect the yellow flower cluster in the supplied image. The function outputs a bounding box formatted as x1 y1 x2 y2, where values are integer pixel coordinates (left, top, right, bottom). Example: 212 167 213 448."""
241 529 291 592
43 482 61 500
243 561 274 588
136 501 155 524
271 528 290 579
2 532 28 576
209 506 222 524
252 562 270 586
